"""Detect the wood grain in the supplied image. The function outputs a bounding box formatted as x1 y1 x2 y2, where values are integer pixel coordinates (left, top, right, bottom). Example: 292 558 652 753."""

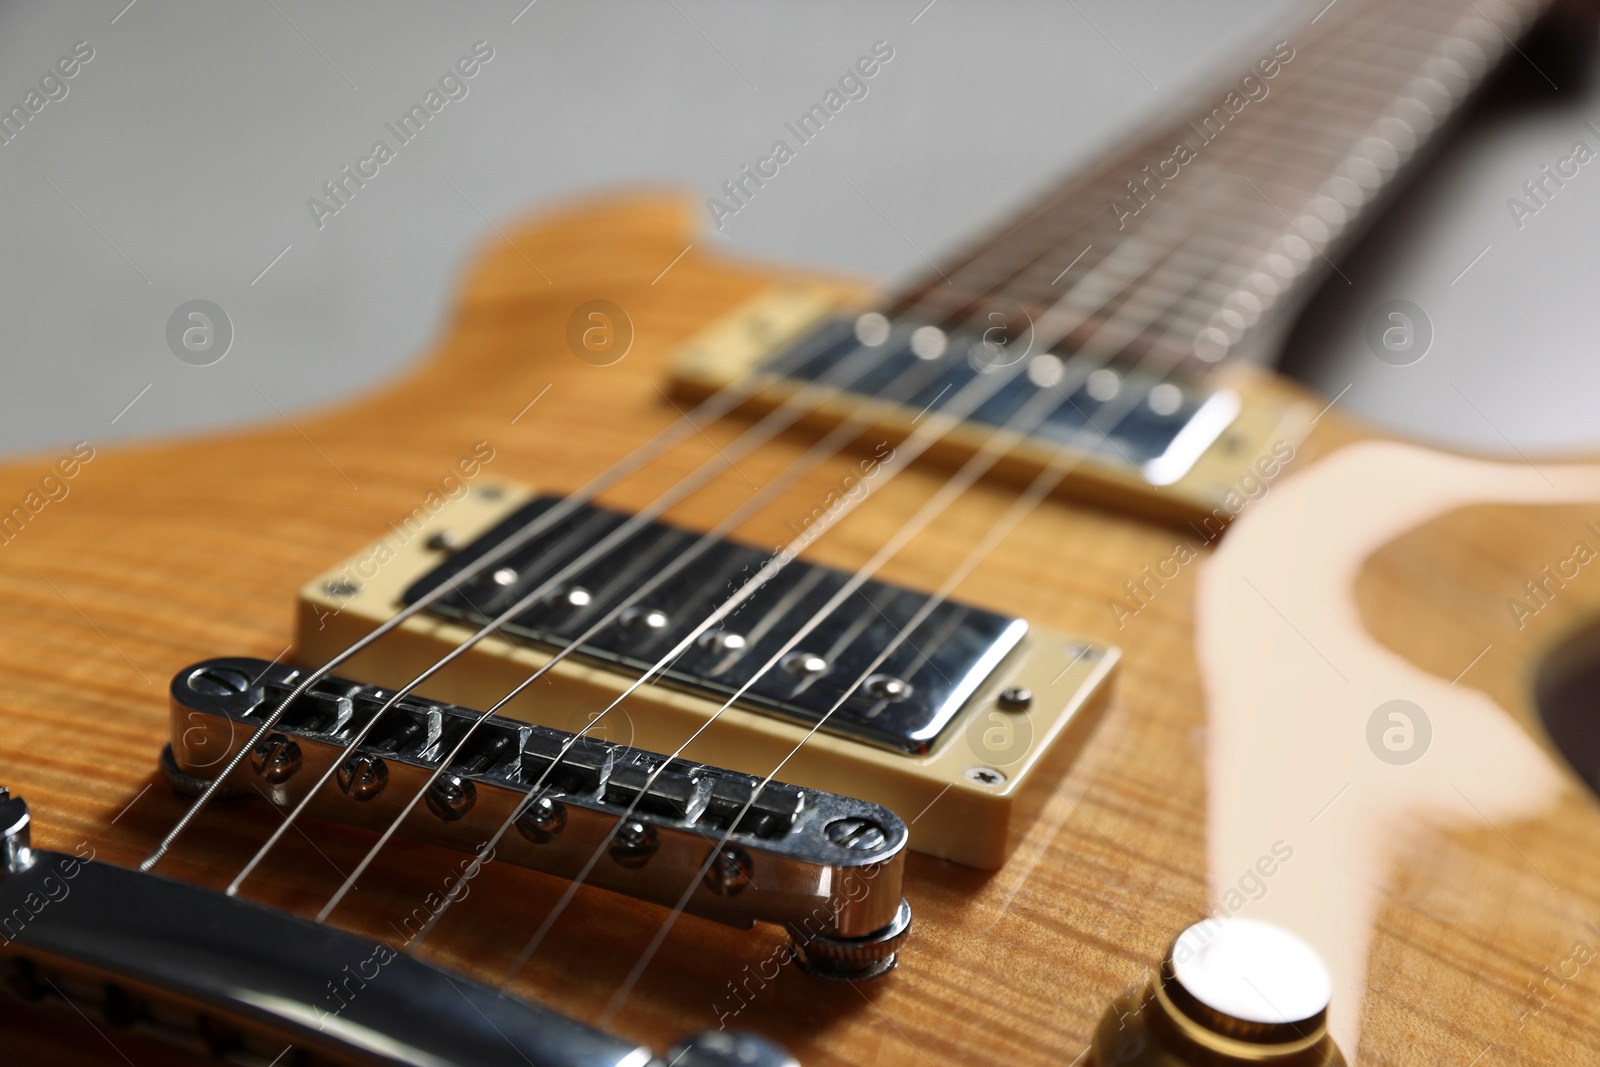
2 193 1598 1064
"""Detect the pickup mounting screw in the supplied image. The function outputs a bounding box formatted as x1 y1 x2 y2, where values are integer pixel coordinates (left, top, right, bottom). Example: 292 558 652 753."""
251 734 302 783
998 686 1032 712
864 675 913 702
964 766 1005 786
782 652 828 679
621 606 669 632
322 579 359 599
515 794 567 844
825 817 888 851
610 820 657 868
704 846 753 896
426 531 460 552
426 774 477 821
337 755 388 801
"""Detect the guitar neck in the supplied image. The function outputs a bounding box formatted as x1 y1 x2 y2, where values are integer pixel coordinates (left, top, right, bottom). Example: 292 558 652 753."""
888 0 1550 372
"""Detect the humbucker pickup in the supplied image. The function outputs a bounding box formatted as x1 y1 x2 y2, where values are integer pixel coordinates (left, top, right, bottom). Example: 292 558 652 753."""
165 657 912 977
403 496 1028 756
295 480 1119 869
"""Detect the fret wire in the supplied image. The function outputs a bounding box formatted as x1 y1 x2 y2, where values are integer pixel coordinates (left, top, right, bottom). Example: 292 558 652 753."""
892 0 1540 365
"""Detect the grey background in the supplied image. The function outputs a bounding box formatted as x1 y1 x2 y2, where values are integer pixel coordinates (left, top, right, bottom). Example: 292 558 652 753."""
1 0 1597 459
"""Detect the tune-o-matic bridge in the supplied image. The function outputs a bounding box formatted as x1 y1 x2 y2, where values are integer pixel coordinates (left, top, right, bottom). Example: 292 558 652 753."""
165 657 912 977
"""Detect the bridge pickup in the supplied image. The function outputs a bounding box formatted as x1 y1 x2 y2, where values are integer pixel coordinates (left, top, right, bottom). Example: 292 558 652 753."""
402 497 1028 757
166 657 912 973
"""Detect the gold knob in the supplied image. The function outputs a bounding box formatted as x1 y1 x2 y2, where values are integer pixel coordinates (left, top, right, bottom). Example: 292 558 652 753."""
1090 918 1347 1066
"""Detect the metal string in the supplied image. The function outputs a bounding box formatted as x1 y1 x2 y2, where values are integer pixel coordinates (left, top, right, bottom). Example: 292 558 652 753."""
223 329 931 894
138 334 830 872
403 230 1222 958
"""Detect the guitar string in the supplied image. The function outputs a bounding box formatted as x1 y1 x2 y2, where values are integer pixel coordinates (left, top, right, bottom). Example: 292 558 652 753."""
308 350 1039 920
307 342 964 919
583 0 1530 1014
489 222 1229 988
403 206 1236 960
163 0 1370 881
227 111 1247 896
396 0 1510 1011
224 326 945 895
200 0 1440 908
138 332 829 872
327 186 1241 936
597 307 1203 1025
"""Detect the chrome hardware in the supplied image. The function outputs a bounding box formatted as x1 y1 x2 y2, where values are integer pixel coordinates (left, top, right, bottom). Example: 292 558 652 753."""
609 819 657 868
0 789 34 877
166 656 911 956
426 773 476 821
490 566 518 586
516 793 567 844
782 652 828 679
0 824 797 1066
964 767 1005 786
337 753 389 800
322 578 360 598
825 817 888 851
863 674 913 702
668 1031 800 1067
790 898 913 981
620 606 669 632
250 734 301 783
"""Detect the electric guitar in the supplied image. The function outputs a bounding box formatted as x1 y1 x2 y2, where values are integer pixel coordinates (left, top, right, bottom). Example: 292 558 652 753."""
4 0 1599 1063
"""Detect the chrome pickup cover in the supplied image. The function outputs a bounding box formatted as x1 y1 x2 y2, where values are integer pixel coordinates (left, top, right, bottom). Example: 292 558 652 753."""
402 497 1029 755
168 658 909 952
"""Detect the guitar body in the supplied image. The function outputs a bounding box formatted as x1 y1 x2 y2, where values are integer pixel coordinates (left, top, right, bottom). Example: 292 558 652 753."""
4 194 1599 1065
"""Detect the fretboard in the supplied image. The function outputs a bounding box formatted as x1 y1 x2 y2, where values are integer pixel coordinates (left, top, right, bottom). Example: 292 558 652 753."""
887 0 1550 373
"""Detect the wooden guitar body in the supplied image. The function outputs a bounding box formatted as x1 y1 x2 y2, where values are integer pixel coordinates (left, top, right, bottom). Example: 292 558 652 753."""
4 194 1598 1065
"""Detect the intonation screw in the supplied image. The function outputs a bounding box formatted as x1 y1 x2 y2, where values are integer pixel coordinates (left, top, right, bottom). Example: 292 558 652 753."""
609 820 658 869
426 774 477 821
824 817 888 851
998 686 1032 712
703 846 753 896
336 754 388 801
250 735 302 783
515 794 566 844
